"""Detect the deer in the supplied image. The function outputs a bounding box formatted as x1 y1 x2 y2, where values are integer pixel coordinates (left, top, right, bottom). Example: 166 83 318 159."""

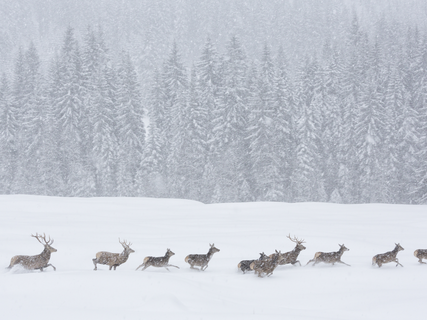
136 248 179 271
250 250 281 277
306 244 350 266
93 238 135 270
238 252 268 273
185 243 220 271
274 234 306 267
372 243 404 267
414 249 427 264
8 233 57 271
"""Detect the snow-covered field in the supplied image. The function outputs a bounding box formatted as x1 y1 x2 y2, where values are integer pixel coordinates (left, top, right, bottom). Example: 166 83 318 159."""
1 195 426 320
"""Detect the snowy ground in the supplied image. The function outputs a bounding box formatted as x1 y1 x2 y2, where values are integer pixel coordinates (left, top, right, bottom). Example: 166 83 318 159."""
1 195 426 320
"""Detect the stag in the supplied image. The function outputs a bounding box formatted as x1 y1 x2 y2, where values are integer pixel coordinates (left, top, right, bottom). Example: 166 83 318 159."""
414 249 427 264
8 233 57 271
238 252 268 273
306 244 350 266
136 248 179 271
185 243 220 271
250 250 281 277
372 243 404 267
274 234 306 266
93 239 135 270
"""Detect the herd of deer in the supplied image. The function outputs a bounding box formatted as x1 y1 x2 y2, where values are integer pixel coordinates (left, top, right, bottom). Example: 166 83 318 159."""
6 233 427 277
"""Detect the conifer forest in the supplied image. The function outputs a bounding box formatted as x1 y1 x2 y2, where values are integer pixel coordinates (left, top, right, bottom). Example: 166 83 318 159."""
0 0 426 204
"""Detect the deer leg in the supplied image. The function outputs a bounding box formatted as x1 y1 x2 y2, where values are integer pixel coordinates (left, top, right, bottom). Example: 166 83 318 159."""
394 259 403 267
93 259 98 270
46 264 56 271
136 263 149 271
167 264 179 269
337 260 351 267
305 259 315 266
419 259 426 264
190 265 200 271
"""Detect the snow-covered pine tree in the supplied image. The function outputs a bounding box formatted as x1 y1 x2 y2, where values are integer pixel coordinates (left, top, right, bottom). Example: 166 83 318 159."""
338 16 365 203
408 31 427 204
82 27 117 196
161 42 188 198
0 74 17 193
247 44 281 201
356 39 388 203
193 38 221 202
115 51 145 196
318 42 343 202
292 56 326 202
383 60 406 203
211 35 251 202
274 46 296 202
51 26 86 196
8 48 26 193
14 42 46 194
138 69 167 197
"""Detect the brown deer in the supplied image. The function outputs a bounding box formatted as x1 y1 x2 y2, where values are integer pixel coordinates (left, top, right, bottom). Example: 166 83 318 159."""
93 239 135 270
136 248 179 271
372 243 404 267
238 252 268 273
414 249 427 264
274 234 306 266
185 243 220 271
306 244 350 266
250 250 281 277
8 233 57 271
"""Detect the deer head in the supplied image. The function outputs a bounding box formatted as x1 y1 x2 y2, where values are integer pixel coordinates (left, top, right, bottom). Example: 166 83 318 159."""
287 234 306 250
339 244 349 252
166 248 175 257
32 233 57 253
119 238 135 254
395 243 404 252
209 243 220 254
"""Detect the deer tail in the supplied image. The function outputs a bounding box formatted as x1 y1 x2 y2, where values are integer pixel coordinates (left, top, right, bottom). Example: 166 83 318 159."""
414 250 419 257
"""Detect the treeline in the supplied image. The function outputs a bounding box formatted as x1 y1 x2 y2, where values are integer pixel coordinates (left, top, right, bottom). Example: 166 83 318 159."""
1 18 427 204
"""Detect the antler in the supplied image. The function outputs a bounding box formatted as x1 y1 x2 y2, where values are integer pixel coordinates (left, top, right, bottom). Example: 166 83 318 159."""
32 233 54 245
119 238 132 247
287 234 305 244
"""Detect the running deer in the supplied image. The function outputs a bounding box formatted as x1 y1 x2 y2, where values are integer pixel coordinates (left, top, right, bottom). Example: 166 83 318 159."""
250 250 281 277
414 249 427 264
8 233 57 271
238 252 268 273
306 244 350 266
372 243 404 267
136 248 179 271
274 234 306 266
93 239 135 270
185 243 220 271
